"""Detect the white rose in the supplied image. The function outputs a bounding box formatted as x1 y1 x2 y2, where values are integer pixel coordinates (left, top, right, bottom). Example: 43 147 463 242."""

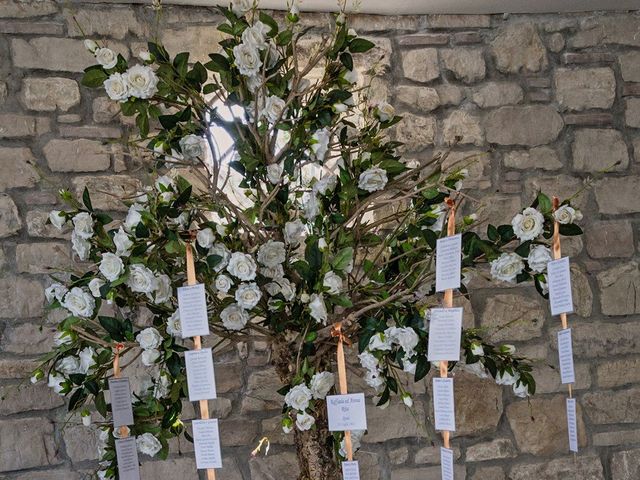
464 361 489 379
49 210 67 230
257 240 286 268
45 283 68 303
125 65 159 99
84 39 99 53
511 207 545 242
214 274 233 294
54 331 74 347
375 101 395 122
303 193 320 220
364 370 385 389
284 383 313 411
154 373 171 399
267 162 284 185
358 351 379 372
78 347 96 374
136 327 163 350
99 253 124 282
220 303 250 331
227 252 257 281
113 227 133 256
71 232 91 260
266 278 296 301
284 219 306 246
343 69 359 84
308 293 328 324
368 332 392 351
339 430 365 457
309 371 335 399
48 373 66 394
57 356 81 375
231 0 254 15
403 359 416 375
197 228 215 249
155 175 175 191
166 311 181 337
62 287 95 318
233 42 263 77
179 134 205 161
73 212 94 239
553 205 583 225
127 264 158 294
235 282 262 309
124 204 144 232
138 50 152 62
310 128 330 161
358 167 388 192
527 245 552 273
141 349 161 366
104 73 129 102
322 271 343 295
296 411 316 431
490 252 525 283
154 274 172 304
402 392 414 407
495 370 517 386
386 327 419 353
262 264 284 279
264 42 281 69
470 342 484 356
333 102 348 113
262 95 286 124
513 379 530 398
313 175 337 196
242 21 269 50
210 242 231 272
88 278 105 298
318 238 328 251
95 47 118 69
136 432 162 457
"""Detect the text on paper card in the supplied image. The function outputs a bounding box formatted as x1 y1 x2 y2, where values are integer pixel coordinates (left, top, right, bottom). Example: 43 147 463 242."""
326 393 367 432
428 307 463 362
193 419 223 469
440 447 455 480
185 348 217 401
178 283 210 338
115 436 141 480
547 257 574 316
557 328 575 385
566 398 578 453
342 461 360 480
433 377 456 432
108 377 134 428
436 234 462 292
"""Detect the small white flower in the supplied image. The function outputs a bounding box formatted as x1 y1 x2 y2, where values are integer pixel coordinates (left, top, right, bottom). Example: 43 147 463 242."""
470 342 484 356
78 347 96 374
127 264 158 294
495 370 517 386
527 245 552 273
310 128 330 161
267 162 284 185
386 327 419 353
284 383 313 411
141 349 161 366
333 102 348 113
57 356 81 375
71 230 91 260
303 193 320 221
123 204 144 232
209 243 231 272
403 359 417 375
84 39 99 53
104 73 129 102
113 227 133 256
358 167 388 193
220 303 250 331
82 412 92 426
179 134 206 161
94 47 118 69
138 50 152 62
235 282 262 309
62 287 95 318
214 274 233 294
242 21 269 50
155 175 175 191
501 344 516 354
154 373 171 399
257 240 286 268
322 271 343 295
88 278 105 298
45 283 68 303
136 432 162 457
73 212 94 240
553 205 582 225
364 370 385 389
368 332 392 352
308 293 328 324
318 238 328 251
343 69 359 84
99 253 124 282
233 42 263 77
136 327 163 350
54 331 74 347
375 101 395 122
262 95 287 124
284 219 306 246
227 252 258 281
49 210 67 230
313 175 337 196
309 371 335 399
154 274 172 304
490 252 525 283
295 411 316 431
197 228 215 249
513 379 530 398
401 392 414 408
511 207 545 242
290 1 300 15
358 351 379 371
125 65 159 99
166 311 181 337
48 373 66 394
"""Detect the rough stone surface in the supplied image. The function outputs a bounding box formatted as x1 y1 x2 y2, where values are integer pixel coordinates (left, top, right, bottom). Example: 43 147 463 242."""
491 23 548 74
466 438 516 462
586 220 635 258
44 139 111 172
393 113 436 151
401 49 439 83
0 418 57 471
472 82 524 108
395 86 440 111
392 465 466 480
611 449 640 480
583 387 640 424
509 455 604 480
64 6 146 39
241 367 284 413
442 110 484 145
554 68 616 111
626 98 640 128
161 26 224 63
571 15 640 48
441 48 486 83
572 321 640 358
0 383 64 415
572 128 629 172
597 357 640 389
0 147 38 191
0 194 22 238
595 177 640 214
619 51 640 82
26 210 71 239
249 451 300 480
597 262 640 316
0 0 58 17
71 175 141 211
366 400 426 442
0 114 50 138
503 146 562 170
20 77 80 112
451 371 503 436
15 242 71 274
485 105 564 146
480 293 546 341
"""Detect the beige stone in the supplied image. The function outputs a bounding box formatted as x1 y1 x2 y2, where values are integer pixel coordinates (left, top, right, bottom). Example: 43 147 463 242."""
393 113 436 151
389 446 409 464
470 467 505 480
533 362 591 394
509 455 604 480
586 220 635 258
452 371 503 436
442 110 484 146
10 470 83 480
15 242 70 273
597 262 640 316
491 23 548 74
436 84 463 106
547 32 565 52
20 77 80 112
0 323 57 354
612 449 640 480
485 105 563 146
597 357 640 389
525 174 587 210
440 149 491 190
466 438 516 462
0 383 64 415
241 367 283 413
0 277 44 318
441 48 486 83
0 147 38 191
571 15 640 48
140 456 202 480
395 86 440 112
572 128 628 172
401 49 439 83
161 25 224 63
249 451 300 480
554 68 616 111
583 387 640 424
619 51 640 82
472 82 523 108
260 416 294 446
503 146 562 170
595 177 640 214
572 321 640 358
72 175 141 211
392 465 466 480
0 418 57 471
0 0 57 17
26 210 70 239
481 293 546 342
0 194 21 238
415 446 461 464
365 400 426 442
64 6 146 39
0 113 50 138
44 139 111 172
626 98 640 128
594 429 640 447
0 358 39 379
427 14 490 28
61 424 101 462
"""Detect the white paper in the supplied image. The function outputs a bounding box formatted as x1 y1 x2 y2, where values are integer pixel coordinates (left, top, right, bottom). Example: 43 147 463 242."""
433 378 455 432
557 329 575 385
342 461 360 480
327 393 368 432
566 398 578 453
108 377 134 427
193 419 223 469
440 447 454 480
115 436 141 480
185 348 217 401
178 283 210 338
547 257 574 316
436 234 462 292
428 308 463 361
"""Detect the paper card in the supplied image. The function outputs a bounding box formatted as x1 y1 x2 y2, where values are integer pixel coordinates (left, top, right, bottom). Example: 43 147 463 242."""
178 283 210 338
193 419 223 469
557 329 575 385
440 447 454 480
547 257 574 316
342 461 360 480
427 308 463 362
436 234 462 292
433 378 455 432
115 436 141 480
327 393 368 432
566 398 578 453
185 348 217 401
108 377 134 427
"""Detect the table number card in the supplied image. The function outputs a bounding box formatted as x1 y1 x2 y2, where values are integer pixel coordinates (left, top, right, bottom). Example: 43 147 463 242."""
436 234 462 292
178 283 210 338
440 447 454 480
557 329 575 385
108 377 134 427
342 460 360 480
566 398 578 452
193 419 223 469
327 393 367 431
428 308 463 362
185 348 217 401
547 257 574 316
115 436 141 480
433 378 455 432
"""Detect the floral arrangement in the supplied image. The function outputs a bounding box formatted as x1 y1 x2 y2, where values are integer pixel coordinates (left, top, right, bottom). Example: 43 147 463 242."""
34 1 583 477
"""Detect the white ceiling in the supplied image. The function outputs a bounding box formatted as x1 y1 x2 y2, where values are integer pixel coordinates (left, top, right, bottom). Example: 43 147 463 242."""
174 0 639 14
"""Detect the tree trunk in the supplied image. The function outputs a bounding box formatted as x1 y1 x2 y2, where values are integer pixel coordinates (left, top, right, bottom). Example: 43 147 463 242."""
271 337 342 480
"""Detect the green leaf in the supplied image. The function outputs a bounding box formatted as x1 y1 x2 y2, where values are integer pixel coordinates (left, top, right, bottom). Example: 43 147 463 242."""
559 224 583 236
349 38 375 53
331 295 353 308
68 388 86 411
98 316 125 341
378 159 407 176
259 12 279 36
332 247 353 271
339 52 353 70
487 224 499 242
536 193 552 213
414 355 430 381
173 52 190 77
205 53 230 73
82 187 93 211
136 111 149 138
276 30 293 46
81 68 108 88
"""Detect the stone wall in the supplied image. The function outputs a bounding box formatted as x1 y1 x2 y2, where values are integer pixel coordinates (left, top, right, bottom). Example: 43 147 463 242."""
0 2 639 479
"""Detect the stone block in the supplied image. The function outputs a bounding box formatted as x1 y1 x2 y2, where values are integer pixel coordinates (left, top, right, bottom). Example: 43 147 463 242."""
466 438 516 462
472 82 523 108
454 31 482 44
480 293 546 342
215 361 244 393
0 19 63 35
366 400 426 442
625 98 640 128
509 455 604 480
485 106 563 146
561 52 615 64
619 51 640 82
20 77 80 112
451 371 503 437
586 220 634 258
597 262 640 316
59 125 122 139
491 23 548 74
10 470 83 480
26 210 70 239
395 86 440 112
595 177 640 214
161 26 224 63
564 112 613 126
260 416 294 445
427 14 490 28
503 146 562 170
140 456 202 480
597 357 640 389
72 175 141 212
0 383 64 415
570 264 592 317
442 110 484 146
623 83 640 97
440 150 490 190
0 113 50 138
594 429 640 446
241 367 283 413
470 467 504 480
44 139 111 172
0 323 58 354
0 147 38 191
389 446 409 464
0 358 39 379
64 6 146 39
583 387 640 424
0 276 44 318
554 67 615 111
612 449 640 480
0 0 58 17
348 15 422 33
435 84 463 106
0 418 57 471
572 321 640 358
61 424 102 463
16 242 71 274
525 174 587 209
441 48 486 83
547 32 565 52
401 49 439 83
415 445 460 464
571 15 640 48
393 113 436 151
533 363 591 394
398 33 449 46
249 451 300 480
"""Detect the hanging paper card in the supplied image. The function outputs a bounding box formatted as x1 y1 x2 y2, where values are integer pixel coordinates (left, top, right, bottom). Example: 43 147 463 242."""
428 308 463 362
436 234 462 292
178 283 210 338
557 329 575 385
193 419 223 469
108 377 134 427
115 436 141 480
327 393 367 431
547 257 574 316
566 398 578 452
342 460 360 480
440 447 454 480
433 378 455 432
185 348 217 401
